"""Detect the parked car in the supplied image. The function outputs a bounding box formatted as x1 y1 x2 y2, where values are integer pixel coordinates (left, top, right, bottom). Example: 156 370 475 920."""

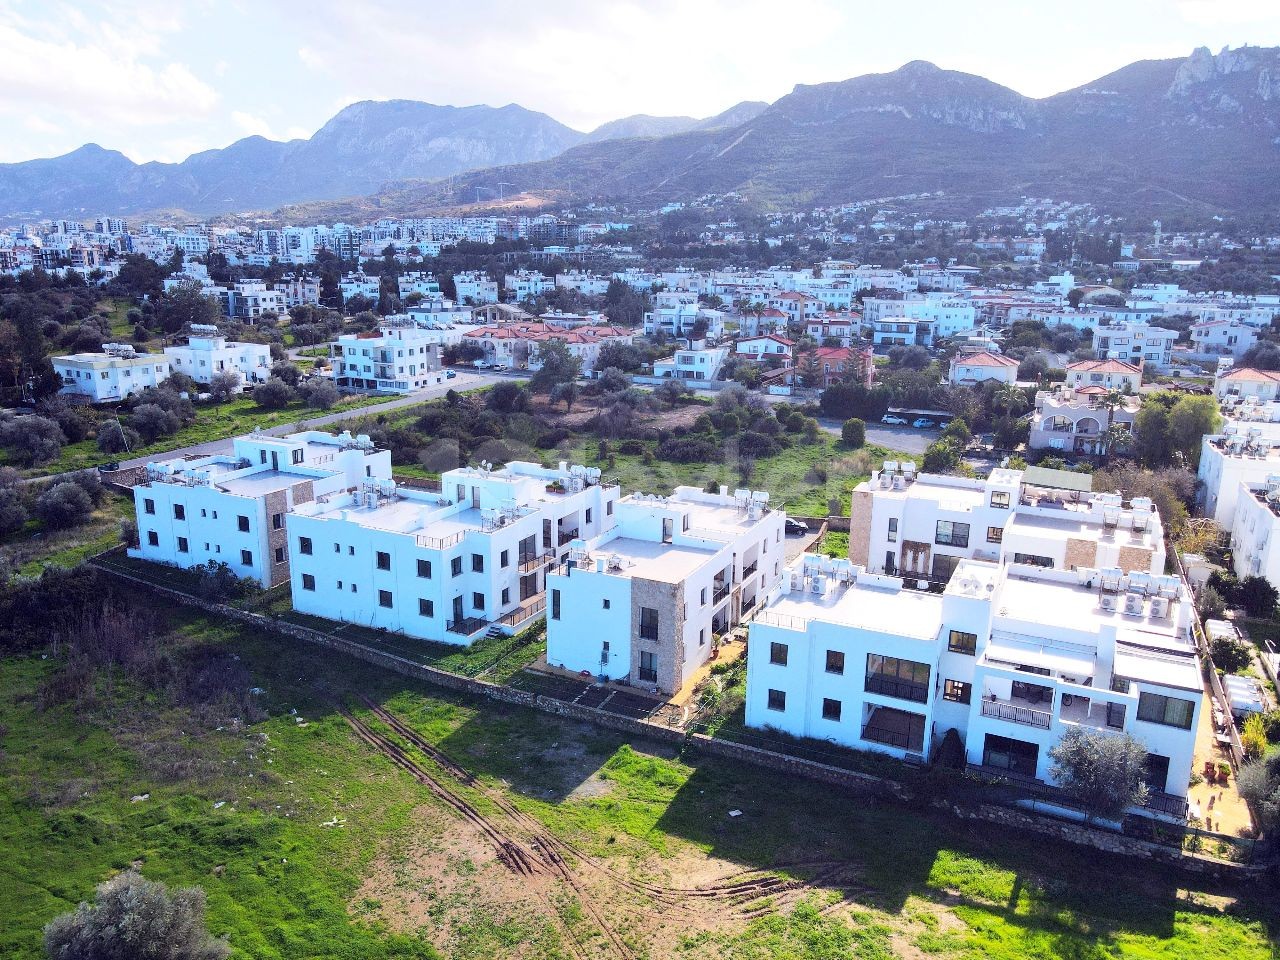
785 518 809 536
445 370 457 379
912 417 936 428
880 414 908 425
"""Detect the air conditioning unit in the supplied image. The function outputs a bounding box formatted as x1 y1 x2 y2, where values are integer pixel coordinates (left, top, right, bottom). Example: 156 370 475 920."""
1100 593 1117 612
1149 596 1169 618
1124 592 1145 616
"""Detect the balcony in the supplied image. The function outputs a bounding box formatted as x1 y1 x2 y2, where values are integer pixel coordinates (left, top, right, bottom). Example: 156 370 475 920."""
743 561 758 578
1059 693 1125 730
1142 790 1190 819
497 595 545 629
981 696 1052 729
864 674 929 704
518 552 552 573
712 583 731 605
446 616 489 638
557 529 578 546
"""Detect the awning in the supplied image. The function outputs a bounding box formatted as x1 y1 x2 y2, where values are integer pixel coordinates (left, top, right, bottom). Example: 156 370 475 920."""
1022 465 1094 494
984 637 1096 678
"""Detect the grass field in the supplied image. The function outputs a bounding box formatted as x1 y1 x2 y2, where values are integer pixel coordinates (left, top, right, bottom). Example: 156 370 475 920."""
0 490 134 578
1 604 1275 960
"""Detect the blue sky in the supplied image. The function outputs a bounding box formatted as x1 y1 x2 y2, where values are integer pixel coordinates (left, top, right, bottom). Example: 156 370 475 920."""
1 0 1278 165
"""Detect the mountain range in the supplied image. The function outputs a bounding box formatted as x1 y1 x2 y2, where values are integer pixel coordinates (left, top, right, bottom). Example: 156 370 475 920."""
2 45 1279 223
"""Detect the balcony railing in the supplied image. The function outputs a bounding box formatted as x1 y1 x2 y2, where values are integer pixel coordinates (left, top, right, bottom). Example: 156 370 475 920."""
743 561 758 578
417 531 465 551
981 697 1052 729
712 583 731 604
864 675 929 704
1142 790 1190 819
497 595 545 628
518 552 551 573
446 616 489 637
557 530 577 546
638 668 658 683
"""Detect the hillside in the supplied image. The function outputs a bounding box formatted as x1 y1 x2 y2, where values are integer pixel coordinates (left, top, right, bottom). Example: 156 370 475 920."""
283 46 1280 221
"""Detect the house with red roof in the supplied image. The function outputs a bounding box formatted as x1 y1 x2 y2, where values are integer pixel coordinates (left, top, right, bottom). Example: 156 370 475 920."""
1215 366 1280 403
462 321 632 374
804 346 873 389
735 334 794 366
948 351 1020 386
1065 359 1142 394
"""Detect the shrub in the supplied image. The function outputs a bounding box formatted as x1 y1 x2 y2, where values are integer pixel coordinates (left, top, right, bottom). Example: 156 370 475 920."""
97 421 142 454
618 439 645 455
129 403 181 443
0 414 66 466
1196 584 1226 620
656 436 722 463
299 379 339 410
252 377 294 410
34 481 93 529
1242 714 1268 761
1209 634 1252 674
841 418 866 449
0 488 28 535
44 869 229 960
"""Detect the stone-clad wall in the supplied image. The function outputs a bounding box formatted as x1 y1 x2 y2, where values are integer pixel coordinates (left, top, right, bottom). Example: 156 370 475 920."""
846 491 872 566
630 577 684 694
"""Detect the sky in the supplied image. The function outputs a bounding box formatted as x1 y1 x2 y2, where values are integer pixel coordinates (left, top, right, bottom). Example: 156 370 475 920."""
1 0 1279 165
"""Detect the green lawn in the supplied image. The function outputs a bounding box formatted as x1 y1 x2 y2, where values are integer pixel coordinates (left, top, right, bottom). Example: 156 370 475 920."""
0 490 134 578
12 393 387 478
1 604 1275 960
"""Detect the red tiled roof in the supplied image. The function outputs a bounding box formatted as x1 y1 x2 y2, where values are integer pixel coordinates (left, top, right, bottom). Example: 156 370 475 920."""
952 351 1018 368
1220 367 1280 383
738 334 794 347
1066 359 1142 375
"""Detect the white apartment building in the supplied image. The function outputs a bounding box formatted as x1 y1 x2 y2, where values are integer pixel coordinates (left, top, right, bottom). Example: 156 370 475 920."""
1093 323 1177 371
222 281 287 321
1189 320 1259 361
1198 418 1280 527
1229 476 1280 588
164 326 272 390
546 486 785 695
504 270 553 301
287 461 620 645
644 302 726 341
870 317 926 348
454 271 499 304
397 272 441 300
948 351 1019 386
53 343 171 402
653 346 730 382
555 271 611 297
746 556 1200 817
330 320 444 393
863 295 976 343
339 273 382 303
130 431 391 588
849 463 1166 585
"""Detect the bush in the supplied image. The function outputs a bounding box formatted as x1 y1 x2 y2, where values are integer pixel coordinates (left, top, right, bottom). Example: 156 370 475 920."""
656 436 723 463
841 418 866 448
1196 584 1226 620
618 439 645 455
34 481 93 529
1242 714 1268 762
0 488 28 535
252 377 294 410
97 421 142 454
0 414 66 466
44 869 229 960
129 403 181 443
298 379 339 410
1209 634 1252 674
1239 575 1278 619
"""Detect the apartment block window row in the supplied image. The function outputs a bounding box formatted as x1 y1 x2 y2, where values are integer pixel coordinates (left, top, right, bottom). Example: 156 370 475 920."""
1136 692 1195 730
934 520 969 548
864 654 930 703
947 630 977 655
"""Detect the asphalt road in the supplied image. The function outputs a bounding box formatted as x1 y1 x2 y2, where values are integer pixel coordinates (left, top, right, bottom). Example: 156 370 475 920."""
815 418 938 455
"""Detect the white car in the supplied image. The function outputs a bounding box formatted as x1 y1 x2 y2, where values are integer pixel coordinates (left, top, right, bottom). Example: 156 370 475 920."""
881 414 908 425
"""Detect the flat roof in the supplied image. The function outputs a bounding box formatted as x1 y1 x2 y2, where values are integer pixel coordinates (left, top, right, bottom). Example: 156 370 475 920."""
216 469 312 498
994 572 1186 648
587 536 715 584
764 579 944 642
1022 465 1093 493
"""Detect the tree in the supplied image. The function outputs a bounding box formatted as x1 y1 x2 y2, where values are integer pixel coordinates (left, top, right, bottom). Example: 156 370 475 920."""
1239 576 1279 619
594 366 631 395
1239 341 1280 371
270 360 302 386
1197 584 1227 620
922 438 963 473
798 351 823 389
595 340 645 372
1209 632 1253 673
197 370 238 403
1167 395 1220 468
1048 727 1150 822
529 339 581 395
654 379 690 408
298 379 339 410
841 418 866 448
34 481 93 529
155 281 221 334
550 380 578 412
994 383 1027 419
887 345 931 370
129 403 181 443
486 380 530 413
1132 403 1172 467
1016 353 1050 382
1066 288 1086 309
44 869 229 960
0 487 27 535
0 414 66 466
252 377 294 410
941 418 971 445
97 420 141 455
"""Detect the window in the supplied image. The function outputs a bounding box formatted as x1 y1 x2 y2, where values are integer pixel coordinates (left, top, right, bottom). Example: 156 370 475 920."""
334 542 341 553
471 553 484 573
767 688 786 712
701 587 708 606
887 518 898 543
1136 692 1195 730
947 630 977 655
500 550 509 568
144 498 155 515
240 549 253 566
1144 753 1171 793
639 607 659 640
606 500 614 516
935 521 969 548
551 589 561 620
348 546 355 556
299 536 312 555
292 448 304 465
987 526 1003 543
585 507 593 524
419 598 433 617
603 598 610 609
472 592 485 610
769 642 789 666
177 536 189 553
639 651 658 683
173 504 185 520
451 556 463 577
272 513 283 530
501 588 510 605
146 531 159 546
417 558 432 578
822 698 842 721
378 589 393 608
990 491 1010 509
302 574 316 591
274 547 285 563
865 654 930 703
1012 553 1053 568
237 515 250 532
376 551 391 571
699 628 705 646
982 734 1038 777
825 650 845 675
943 680 972 704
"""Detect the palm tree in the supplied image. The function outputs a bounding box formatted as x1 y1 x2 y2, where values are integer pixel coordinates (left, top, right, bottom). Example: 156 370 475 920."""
995 383 1026 419
1095 389 1126 455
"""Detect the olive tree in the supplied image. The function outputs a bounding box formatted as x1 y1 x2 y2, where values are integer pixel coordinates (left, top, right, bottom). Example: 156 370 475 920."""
35 481 94 530
44 869 229 960
252 377 294 410
1048 726 1150 822
207 370 241 402
0 414 67 466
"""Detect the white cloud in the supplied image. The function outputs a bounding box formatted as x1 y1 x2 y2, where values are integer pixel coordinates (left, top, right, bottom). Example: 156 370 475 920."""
24 115 62 134
231 111 275 138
